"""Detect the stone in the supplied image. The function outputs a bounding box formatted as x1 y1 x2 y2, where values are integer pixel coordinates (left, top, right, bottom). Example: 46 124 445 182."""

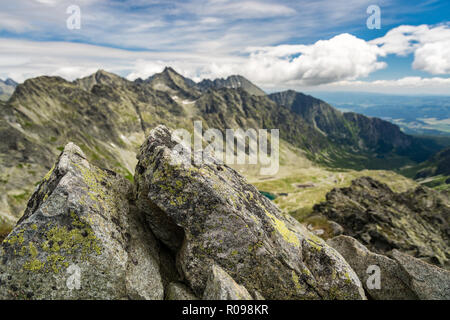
166 282 198 300
328 235 417 300
0 143 165 299
328 235 450 300
203 265 253 300
314 177 450 268
391 249 450 300
135 125 366 300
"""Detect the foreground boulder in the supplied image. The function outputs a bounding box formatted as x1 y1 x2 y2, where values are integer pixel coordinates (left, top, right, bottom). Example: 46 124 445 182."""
328 235 450 300
0 143 165 299
165 282 198 300
314 177 450 269
203 265 253 300
135 125 366 300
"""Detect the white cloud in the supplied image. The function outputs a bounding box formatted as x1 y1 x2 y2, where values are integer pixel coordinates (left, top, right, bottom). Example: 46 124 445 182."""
199 0 296 18
306 77 450 95
239 33 386 86
372 24 450 75
0 13 32 32
1 22 449 95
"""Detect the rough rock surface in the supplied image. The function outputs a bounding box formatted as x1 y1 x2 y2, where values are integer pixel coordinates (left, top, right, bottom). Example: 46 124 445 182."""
135 125 366 300
328 236 417 300
203 265 253 300
328 235 450 300
391 249 450 300
314 177 450 268
165 282 198 300
0 143 165 299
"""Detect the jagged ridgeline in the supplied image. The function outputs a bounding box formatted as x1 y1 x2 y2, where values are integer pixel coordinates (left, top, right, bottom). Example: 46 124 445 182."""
0 67 443 236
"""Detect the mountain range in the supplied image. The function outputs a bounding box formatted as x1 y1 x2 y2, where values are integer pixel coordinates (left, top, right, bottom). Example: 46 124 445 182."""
0 67 447 235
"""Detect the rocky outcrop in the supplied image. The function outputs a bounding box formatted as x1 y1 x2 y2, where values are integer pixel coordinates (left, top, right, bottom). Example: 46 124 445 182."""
165 282 198 300
390 248 450 300
0 129 369 300
2 125 449 300
328 236 450 300
0 143 165 299
328 236 417 300
135 125 366 300
313 177 450 269
203 265 253 300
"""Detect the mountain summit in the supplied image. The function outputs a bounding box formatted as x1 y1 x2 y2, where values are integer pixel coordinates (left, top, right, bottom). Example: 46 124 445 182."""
198 75 266 96
138 67 200 99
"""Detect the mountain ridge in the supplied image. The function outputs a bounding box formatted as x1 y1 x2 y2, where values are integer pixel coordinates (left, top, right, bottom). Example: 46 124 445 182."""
0 68 445 233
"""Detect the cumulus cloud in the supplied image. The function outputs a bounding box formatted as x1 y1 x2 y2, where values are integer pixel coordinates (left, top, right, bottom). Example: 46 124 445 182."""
240 33 386 86
372 24 450 74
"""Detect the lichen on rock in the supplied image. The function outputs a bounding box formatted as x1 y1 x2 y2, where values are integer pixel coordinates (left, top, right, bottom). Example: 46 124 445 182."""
134 125 366 300
0 142 165 299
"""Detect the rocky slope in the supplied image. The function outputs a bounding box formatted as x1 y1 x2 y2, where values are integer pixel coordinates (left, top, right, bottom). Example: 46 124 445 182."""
0 70 190 229
0 79 17 101
313 177 450 269
269 90 438 166
0 68 443 236
410 147 450 191
0 127 368 300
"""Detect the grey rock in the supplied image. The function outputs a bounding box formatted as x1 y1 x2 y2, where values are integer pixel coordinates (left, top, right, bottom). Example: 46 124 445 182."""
314 177 450 268
328 221 344 236
328 235 417 300
392 249 450 300
0 143 165 299
203 265 253 300
165 282 198 300
135 125 366 300
328 235 450 300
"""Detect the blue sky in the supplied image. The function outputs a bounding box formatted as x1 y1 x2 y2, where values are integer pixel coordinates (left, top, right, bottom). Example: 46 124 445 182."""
0 0 449 94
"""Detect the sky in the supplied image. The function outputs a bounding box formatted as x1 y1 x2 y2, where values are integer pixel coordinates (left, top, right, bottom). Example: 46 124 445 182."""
0 0 450 94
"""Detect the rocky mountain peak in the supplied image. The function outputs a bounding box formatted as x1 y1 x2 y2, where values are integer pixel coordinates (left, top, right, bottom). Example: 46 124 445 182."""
1 78 18 87
197 74 266 96
142 67 199 99
0 78 18 101
75 69 128 91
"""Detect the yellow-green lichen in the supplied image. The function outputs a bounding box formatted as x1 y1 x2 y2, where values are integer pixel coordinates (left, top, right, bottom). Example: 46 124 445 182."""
292 270 302 290
306 233 324 252
23 258 45 271
74 163 113 210
20 213 102 273
4 229 25 246
43 164 55 182
265 211 300 247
